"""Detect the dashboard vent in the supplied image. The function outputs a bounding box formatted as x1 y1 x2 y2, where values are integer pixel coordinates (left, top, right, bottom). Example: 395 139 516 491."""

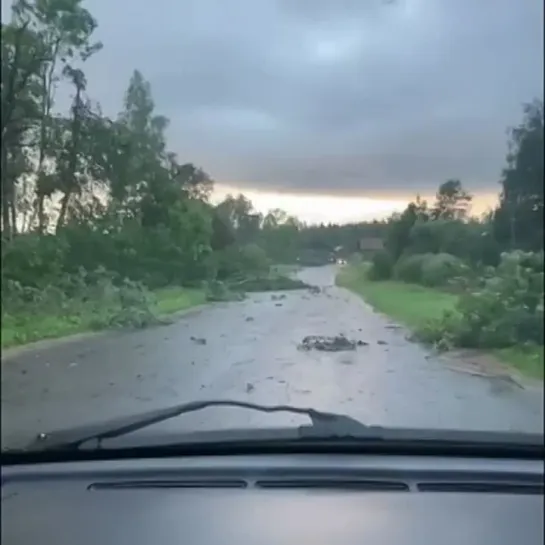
88 480 248 490
417 482 544 494
255 479 410 491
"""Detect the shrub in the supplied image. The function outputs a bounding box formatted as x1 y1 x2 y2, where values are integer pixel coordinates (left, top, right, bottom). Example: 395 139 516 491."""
238 243 271 276
101 279 161 329
2 267 161 331
393 254 428 284
205 280 244 302
368 250 394 280
417 251 544 350
214 243 271 280
420 253 469 287
2 234 68 288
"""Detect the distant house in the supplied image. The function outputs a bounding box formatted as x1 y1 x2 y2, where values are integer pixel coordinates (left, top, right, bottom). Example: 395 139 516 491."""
357 237 384 258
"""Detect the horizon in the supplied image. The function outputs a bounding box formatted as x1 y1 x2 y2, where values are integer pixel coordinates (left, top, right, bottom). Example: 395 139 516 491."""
2 0 540 226
211 184 499 225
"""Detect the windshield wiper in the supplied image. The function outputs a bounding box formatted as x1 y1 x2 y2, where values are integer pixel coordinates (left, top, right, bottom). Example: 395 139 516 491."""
26 400 373 451
14 399 544 457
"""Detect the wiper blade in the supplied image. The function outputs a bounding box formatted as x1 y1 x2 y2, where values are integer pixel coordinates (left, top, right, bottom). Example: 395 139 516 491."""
27 399 372 451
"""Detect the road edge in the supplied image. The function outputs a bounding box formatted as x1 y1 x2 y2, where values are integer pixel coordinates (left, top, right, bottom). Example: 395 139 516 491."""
1 303 210 360
335 270 543 391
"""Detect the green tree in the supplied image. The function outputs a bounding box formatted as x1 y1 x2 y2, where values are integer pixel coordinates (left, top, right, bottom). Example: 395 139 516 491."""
1 19 45 237
431 179 472 221
215 194 260 243
494 99 543 250
385 196 428 260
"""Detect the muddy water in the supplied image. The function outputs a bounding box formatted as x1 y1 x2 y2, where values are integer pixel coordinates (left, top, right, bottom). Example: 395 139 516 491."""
1 266 543 449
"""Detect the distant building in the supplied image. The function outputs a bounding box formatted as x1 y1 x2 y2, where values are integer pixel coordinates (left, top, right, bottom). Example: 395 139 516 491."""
357 237 384 258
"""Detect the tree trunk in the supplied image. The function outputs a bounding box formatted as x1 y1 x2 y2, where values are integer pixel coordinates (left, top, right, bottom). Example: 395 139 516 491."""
35 47 59 234
10 193 18 236
37 193 46 233
56 190 72 232
1 194 11 240
1 145 12 239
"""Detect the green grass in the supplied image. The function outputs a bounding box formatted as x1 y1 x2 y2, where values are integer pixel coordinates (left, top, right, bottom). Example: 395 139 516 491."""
1 286 206 350
336 264 458 329
153 286 206 315
337 264 543 381
2 314 93 349
495 346 544 381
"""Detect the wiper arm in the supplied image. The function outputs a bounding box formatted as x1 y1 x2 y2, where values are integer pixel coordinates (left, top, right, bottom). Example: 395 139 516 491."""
29 400 372 451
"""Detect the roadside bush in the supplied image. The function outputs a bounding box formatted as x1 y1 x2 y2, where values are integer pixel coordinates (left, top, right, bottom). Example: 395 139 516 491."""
403 219 501 267
420 253 469 287
392 253 470 288
214 243 271 280
238 243 271 276
1 234 68 288
393 254 428 284
367 249 394 280
2 267 161 331
417 251 544 350
98 279 161 329
205 280 244 302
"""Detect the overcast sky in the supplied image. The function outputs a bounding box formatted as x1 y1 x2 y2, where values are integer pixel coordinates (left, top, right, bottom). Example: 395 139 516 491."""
5 0 544 208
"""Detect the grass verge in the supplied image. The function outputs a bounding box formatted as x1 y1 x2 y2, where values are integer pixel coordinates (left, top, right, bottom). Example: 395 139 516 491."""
1 286 206 350
336 264 458 327
336 264 543 380
494 346 544 381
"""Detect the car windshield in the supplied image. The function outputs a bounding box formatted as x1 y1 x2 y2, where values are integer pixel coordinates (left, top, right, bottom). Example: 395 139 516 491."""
1 0 543 452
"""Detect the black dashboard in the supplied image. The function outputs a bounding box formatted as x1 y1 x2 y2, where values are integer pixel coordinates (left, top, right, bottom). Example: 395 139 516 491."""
2 454 543 545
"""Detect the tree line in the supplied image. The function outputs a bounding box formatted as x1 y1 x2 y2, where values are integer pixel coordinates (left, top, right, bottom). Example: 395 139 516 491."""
363 105 543 356
381 98 543 271
1 0 542 295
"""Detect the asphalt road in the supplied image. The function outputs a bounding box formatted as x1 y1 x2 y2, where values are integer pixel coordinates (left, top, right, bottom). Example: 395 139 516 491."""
1 266 543 449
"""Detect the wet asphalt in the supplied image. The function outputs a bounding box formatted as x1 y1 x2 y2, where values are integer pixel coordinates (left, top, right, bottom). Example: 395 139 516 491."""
1 266 543 449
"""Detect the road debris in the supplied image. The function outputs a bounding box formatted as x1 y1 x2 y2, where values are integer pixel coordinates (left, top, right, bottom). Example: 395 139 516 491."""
245 316 255 322
298 335 366 352
190 336 207 345
245 382 255 393
271 294 286 301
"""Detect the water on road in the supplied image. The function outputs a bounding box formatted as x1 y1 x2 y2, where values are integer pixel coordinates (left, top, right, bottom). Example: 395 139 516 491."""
1 266 543 448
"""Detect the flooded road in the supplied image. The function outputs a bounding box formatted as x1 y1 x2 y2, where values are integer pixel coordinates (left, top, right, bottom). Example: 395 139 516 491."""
2 266 543 448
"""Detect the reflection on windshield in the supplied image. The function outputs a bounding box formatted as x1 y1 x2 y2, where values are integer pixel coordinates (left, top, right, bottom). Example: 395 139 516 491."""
1 0 543 450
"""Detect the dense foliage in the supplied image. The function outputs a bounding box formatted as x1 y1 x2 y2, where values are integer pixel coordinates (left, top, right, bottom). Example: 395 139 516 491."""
0 0 387 341
365 102 543 354
418 251 544 351
1 0 542 360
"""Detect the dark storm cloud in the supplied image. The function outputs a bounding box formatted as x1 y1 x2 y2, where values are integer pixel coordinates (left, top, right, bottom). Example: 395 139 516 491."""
80 0 543 196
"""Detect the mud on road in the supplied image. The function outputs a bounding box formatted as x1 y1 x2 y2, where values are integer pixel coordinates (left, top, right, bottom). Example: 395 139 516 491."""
1 266 543 449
